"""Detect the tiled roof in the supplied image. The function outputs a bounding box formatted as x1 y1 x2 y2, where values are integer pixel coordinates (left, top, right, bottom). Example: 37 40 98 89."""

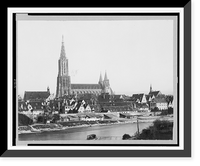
145 95 150 101
131 93 144 102
152 97 167 103
24 91 50 101
149 91 161 97
71 84 101 89
98 94 111 102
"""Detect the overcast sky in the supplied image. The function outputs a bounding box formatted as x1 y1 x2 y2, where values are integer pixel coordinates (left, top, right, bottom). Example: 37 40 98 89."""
17 16 175 97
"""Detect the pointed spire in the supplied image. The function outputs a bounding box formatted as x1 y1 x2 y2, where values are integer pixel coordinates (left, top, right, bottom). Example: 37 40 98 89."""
60 35 66 58
104 71 108 80
150 84 152 93
99 73 103 83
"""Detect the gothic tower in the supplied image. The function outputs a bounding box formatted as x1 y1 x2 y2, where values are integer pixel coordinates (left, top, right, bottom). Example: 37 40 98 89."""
56 36 71 98
103 71 110 94
98 73 103 88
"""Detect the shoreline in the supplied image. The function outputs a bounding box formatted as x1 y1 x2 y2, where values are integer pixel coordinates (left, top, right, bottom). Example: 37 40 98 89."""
18 116 173 134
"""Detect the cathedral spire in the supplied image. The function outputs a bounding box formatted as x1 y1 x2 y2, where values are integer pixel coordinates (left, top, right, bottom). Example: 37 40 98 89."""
99 73 103 83
104 71 108 80
60 35 66 58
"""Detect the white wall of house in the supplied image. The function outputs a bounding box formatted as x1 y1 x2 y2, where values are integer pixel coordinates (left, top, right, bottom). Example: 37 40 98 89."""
78 105 85 113
156 103 168 110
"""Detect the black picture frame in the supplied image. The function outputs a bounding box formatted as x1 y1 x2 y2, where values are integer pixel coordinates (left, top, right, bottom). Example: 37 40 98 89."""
2 1 191 157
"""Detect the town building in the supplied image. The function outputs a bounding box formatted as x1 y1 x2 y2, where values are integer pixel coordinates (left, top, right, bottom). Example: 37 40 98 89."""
148 84 162 98
23 87 50 101
150 97 168 110
131 93 147 103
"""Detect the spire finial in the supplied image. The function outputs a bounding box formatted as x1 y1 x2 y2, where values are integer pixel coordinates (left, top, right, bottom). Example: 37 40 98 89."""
62 35 64 43
60 35 66 58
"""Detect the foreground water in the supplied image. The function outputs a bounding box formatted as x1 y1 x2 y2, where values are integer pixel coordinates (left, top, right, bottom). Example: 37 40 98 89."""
18 122 152 141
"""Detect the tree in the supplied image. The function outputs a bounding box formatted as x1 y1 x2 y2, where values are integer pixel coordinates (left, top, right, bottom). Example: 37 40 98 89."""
37 116 44 123
151 107 159 112
165 95 173 104
134 120 173 140
18 113 33 126
122 134 132 140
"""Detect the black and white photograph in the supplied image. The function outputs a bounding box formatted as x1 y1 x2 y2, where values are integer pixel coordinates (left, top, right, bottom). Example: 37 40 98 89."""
3 2 192 158
0 1 193 159
16 13 177 145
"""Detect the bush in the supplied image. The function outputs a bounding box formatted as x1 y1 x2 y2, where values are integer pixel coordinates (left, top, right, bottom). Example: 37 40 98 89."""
160 108 173 115
135 120 173 140
37 115 47 123
151 107 159 112
122 134 132 140
18 113 33 126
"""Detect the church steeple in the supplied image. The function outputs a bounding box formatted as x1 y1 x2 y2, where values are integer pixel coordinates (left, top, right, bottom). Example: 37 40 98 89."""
56 35 71 98
102 71 110 94
99 73 103 83
104 71 108 81
98 73 103 88
150 84 152 93
60 35 66 58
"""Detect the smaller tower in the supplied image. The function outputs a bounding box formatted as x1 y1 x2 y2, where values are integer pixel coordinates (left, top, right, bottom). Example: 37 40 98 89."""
98 73 103 88
150 84 152 93
103 71 110 94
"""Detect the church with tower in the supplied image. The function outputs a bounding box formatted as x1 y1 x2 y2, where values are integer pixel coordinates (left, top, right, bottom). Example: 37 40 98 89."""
56 36 113 98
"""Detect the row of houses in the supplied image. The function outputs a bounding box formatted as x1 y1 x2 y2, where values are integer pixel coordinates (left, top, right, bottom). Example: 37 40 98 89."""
131 90 173 110
97 90 173 112
18 99 94 115
18 86 173 114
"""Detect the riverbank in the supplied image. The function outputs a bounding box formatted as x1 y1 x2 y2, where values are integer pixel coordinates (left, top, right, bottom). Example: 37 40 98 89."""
18 115 173 134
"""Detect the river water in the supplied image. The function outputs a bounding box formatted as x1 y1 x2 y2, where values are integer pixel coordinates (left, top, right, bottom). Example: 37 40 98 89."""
18 122 152 141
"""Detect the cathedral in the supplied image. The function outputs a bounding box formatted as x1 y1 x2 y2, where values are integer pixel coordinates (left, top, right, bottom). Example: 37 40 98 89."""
56 36 113 98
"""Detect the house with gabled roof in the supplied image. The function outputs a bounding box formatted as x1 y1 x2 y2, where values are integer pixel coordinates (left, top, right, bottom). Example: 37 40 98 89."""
84 104 92 112
23 87 50 101
131 93 147 103
150 97 168 110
